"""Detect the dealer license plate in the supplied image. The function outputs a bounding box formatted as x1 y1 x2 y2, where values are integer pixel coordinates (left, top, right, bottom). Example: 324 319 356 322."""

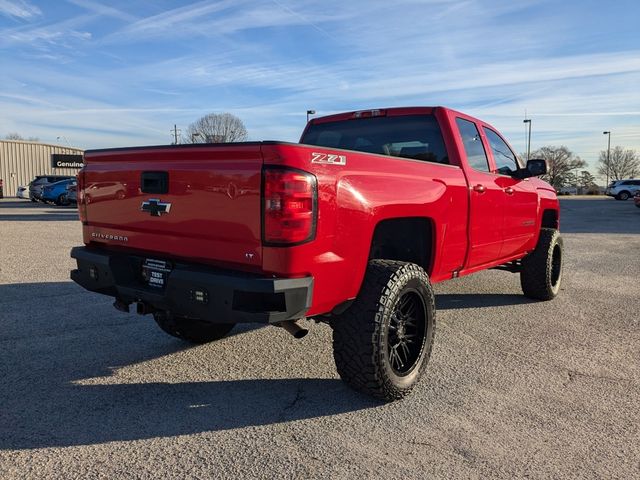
142 259 172 289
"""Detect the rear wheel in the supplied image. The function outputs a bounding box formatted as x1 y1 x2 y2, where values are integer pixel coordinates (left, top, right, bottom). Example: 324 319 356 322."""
153 313 235 343
520 228 563 300
332 260 435 401
616 191 630 200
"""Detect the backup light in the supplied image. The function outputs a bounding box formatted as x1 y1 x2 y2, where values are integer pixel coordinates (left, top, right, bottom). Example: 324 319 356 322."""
263 167 317 245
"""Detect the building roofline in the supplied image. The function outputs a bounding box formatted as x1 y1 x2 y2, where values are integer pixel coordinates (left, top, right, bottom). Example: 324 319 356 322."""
0 139 83 151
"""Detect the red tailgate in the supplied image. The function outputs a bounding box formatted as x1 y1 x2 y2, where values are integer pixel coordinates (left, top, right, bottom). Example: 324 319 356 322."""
81 143 264 270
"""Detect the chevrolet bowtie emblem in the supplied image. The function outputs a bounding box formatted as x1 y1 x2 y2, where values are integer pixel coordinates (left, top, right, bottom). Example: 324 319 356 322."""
141 198 172 216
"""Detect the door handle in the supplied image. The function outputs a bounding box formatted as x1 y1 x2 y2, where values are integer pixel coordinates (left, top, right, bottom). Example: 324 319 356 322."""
473 184 486 193
504 187 514 195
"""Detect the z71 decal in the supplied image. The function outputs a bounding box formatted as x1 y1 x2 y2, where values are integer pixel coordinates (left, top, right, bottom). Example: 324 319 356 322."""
311 152 347 166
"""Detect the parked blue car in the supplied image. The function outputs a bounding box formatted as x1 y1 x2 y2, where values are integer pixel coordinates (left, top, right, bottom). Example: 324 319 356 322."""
42 178 77 205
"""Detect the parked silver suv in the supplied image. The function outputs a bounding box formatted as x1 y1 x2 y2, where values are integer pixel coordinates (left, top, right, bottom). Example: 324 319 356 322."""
605 179 640 200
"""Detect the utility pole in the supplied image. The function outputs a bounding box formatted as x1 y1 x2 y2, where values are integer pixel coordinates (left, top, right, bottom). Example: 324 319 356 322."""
603 131 611 187
523 118 532 161
171 124 181 145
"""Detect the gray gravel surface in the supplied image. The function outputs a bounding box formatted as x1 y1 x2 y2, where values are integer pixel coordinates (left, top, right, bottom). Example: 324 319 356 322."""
1 197 638 479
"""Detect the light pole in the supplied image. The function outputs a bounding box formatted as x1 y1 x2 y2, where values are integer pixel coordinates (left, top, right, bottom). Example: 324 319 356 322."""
603 131 611 188
523 119 532 161
306 110 316 123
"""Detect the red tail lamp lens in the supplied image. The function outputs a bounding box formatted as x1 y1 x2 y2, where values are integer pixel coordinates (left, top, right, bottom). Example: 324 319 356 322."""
263 168 317 245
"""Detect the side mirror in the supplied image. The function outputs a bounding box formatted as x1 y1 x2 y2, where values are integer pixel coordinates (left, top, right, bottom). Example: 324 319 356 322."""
526 159 547 176
513 159 547 179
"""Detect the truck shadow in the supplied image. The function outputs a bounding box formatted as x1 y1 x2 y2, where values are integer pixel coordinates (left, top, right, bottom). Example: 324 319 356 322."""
436 293 534 310
0 282 377 450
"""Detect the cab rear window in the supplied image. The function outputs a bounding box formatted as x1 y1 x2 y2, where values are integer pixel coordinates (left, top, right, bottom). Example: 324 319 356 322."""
301 115 449 164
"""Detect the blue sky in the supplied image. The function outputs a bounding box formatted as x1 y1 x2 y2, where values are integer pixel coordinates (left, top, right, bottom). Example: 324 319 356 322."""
1 0 639 176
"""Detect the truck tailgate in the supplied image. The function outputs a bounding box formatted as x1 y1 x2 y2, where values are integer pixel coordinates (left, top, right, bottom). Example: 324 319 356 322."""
81 144 264 270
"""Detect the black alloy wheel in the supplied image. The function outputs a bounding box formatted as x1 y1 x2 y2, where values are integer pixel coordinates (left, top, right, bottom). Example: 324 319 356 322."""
387 289 427 376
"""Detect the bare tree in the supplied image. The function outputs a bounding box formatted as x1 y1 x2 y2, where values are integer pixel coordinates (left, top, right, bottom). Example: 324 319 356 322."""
531 146 586 189
4 132 39 141
597 146 639 181
184 113 248 144
578 170 597 189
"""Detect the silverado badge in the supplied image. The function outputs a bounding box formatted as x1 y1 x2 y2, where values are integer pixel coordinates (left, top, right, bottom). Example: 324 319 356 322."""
141 198 172 217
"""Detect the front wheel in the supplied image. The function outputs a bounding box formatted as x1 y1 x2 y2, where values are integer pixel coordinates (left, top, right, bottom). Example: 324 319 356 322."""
332 260 435 402
520 228 563 300
153 313 235 344
56 193 69 206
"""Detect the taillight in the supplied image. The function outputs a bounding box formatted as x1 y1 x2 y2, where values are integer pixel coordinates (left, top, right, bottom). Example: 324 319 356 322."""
263 167 317 245
77 170 87 223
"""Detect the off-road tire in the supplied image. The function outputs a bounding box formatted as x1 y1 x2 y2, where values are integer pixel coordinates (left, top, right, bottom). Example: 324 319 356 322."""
616 191 630 200
153 313 235 344
332 260 436 402
520 228 563 300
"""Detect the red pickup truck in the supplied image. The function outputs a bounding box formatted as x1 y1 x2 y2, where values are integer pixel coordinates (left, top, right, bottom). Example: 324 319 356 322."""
70 107 562 401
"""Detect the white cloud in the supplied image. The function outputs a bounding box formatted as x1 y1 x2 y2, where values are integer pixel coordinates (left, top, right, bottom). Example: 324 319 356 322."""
0 0 41 20
65 0 136 22
0 14 94 49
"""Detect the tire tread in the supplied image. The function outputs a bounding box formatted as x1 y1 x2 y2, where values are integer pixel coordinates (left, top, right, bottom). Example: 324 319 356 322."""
332 260 435 401
520 228 562 300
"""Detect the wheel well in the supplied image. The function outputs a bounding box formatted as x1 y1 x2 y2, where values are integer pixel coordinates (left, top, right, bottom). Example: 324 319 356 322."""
369 218 433 274
541 209 558 229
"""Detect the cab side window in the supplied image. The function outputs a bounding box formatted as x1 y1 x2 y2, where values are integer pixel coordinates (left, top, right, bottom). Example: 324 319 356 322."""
484 128 519 175
456 118 490 172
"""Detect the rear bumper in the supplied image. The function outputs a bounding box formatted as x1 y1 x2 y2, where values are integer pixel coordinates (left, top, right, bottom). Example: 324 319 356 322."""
70 246 313 324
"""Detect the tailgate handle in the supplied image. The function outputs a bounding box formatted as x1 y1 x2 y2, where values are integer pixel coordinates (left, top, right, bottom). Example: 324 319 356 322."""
141 171 169 194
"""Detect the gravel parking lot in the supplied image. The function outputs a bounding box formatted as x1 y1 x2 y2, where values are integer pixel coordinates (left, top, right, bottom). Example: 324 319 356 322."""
1 197 638 479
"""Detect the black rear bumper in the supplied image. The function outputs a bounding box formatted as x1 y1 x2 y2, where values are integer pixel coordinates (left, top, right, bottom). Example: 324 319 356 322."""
70 247 313 324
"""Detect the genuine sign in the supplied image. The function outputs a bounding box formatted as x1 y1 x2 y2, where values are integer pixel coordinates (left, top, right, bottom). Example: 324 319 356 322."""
51 154 84 169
